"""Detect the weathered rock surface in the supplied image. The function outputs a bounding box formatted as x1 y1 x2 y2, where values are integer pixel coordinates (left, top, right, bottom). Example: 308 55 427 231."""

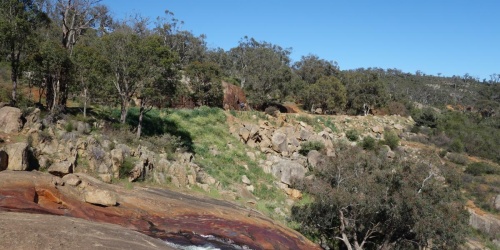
0 171 320 250
467 205 500 245
0 106 23 133
84 189 117 206
272 159 307 185
0 212 174 250
48 160 73 176
2 142 29 171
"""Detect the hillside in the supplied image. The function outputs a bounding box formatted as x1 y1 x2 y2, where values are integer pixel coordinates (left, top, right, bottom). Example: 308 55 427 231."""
1 96 499 248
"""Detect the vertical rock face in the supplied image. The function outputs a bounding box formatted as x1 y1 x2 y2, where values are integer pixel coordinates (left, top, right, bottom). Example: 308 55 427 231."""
222 81 247 110
0 107 23 133
2 142 29 171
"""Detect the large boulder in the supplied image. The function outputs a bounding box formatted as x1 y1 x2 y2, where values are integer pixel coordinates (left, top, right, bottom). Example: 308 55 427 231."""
84 189 118 206
3 142 29 171
48 160 73 177
272 132 288 154
307 150 323 169
271 159 307 185
111 148 124 178
0 106 23 133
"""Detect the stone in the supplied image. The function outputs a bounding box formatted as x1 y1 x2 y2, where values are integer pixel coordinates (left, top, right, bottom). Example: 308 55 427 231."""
187 174 196 185
246 151 256 161
111 148 124 178
0 107 23 133
290 189 302 199
99 174 112 183
84 189 117 206
272 159 307 185
242 175 251 185
4 142 29 171
48 161 73 176
307 150 322 169
272 132 288 153
394 124 404 130
314 108 322 114
76 121 91 134
246 185 255 192
372 126 384 133
299 129 311 141
239 127 251 142
22 108 40 132
62 174 81 186
0 150 7 171
129 162 145 182
196 183 210 192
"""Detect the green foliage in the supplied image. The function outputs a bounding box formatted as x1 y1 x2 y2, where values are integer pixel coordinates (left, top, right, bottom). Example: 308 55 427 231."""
447 152 469 165
381 130 400 150
413 107 440 128
361 136 377 150
465 162 499 176
448 138 464 153
120 157 135 179
186 61 223 107
293 54 340 84
345 129 359 141
64 122 74 132
299 141 325 156
302 76 346 114
291 146 468 249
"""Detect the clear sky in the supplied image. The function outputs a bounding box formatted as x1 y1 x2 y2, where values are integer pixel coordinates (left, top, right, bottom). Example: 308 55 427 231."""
102 0 499 80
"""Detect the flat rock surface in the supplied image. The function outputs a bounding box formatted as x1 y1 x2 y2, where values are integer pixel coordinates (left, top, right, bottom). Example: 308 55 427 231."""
0 212 173 250
0 171 320 249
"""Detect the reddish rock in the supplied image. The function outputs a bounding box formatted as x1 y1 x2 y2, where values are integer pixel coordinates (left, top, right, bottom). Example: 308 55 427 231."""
0 171 320 250
223 81 247 110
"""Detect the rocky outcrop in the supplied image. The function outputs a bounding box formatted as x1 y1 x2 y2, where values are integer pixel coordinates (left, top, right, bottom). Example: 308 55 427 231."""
0 171 320 249
223 81 247 110
0 212 174 250
0 106 23 133
467 203 500 246
1 142 29 171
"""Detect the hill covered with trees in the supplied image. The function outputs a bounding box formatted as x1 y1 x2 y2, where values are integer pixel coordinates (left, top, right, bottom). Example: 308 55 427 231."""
1 1 499 249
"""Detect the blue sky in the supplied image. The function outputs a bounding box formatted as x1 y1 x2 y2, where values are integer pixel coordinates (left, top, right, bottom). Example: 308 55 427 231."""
103 0 499 80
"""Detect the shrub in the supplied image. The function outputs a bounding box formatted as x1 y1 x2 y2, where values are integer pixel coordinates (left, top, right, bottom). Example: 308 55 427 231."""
299 141 325 156
361 136 377 150
447 153 469 165
120 157 136 179
448 138 464 153
465 162 499 176
414 107 440 128
382 130 400 150
64 122 74 132
346 129 359 141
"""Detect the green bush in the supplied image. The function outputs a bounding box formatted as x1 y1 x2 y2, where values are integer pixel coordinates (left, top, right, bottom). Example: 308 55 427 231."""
120 157 136 179
299 141 325 156
465 162 499 176
361 136 377 150
64 122 74 132
382 130 400 150
447 153 469 165
413 107 440 128
346 129 359 141
448 138 464 153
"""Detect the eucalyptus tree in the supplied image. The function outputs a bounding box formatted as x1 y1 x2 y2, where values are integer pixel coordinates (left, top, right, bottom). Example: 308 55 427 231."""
134 33 178 138
0 0 48 105
293 54 340 85
229 36 292 106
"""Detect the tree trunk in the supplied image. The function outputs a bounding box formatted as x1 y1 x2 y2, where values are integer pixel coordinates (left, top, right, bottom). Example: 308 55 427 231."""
83 87 88 117
10 67 18 106
137 99 144 138
120 97 129 124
